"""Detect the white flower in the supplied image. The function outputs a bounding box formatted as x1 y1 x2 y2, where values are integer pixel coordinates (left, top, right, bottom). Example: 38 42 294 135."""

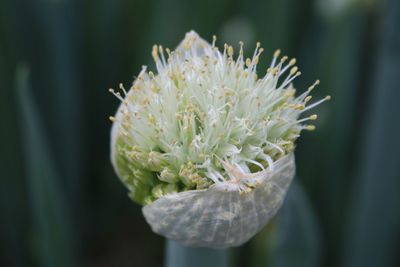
110 30 328 203
109 31 329 248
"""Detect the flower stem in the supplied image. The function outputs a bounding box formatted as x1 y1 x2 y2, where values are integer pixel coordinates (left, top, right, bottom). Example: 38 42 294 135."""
165 240 230 267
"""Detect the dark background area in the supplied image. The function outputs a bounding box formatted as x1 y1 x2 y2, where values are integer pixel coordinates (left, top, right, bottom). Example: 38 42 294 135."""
1 0 399 266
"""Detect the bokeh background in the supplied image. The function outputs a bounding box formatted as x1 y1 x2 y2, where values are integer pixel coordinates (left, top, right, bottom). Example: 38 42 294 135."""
1 0 399 266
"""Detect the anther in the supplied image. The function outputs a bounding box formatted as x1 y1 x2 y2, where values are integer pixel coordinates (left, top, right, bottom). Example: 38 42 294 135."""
245 58 251 67
290 66 298 75
253 56 259 65
280 56 288 63
305 125 316 131
212 35 217 46
148 114 156 125
152 45 158 61
228 46 234 57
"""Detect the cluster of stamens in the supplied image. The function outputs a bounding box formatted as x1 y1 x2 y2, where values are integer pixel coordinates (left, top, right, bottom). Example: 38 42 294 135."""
110 31 330 204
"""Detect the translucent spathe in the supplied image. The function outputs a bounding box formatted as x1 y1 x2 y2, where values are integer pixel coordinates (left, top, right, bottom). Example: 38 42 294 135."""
143 154 295 248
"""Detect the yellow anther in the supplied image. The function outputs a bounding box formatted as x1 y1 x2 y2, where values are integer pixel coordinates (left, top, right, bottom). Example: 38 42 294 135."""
253 56 259 65
245 58 251 67
308 80 320 92
289 58 296 66
148 114 156 125
274 49 281 58
142 98 150 105
306 125 316 131
109 116 115 122
290 66 298 75
152 45 158 61
228 46 234 57
305 96 312 102
309 114 318 120
325 95 332 100
239 41 244 55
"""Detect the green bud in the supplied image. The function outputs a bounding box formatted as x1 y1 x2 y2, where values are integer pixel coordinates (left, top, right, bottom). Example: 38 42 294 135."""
159 167 179 183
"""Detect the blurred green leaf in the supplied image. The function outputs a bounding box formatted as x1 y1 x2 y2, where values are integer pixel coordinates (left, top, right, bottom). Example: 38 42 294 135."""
295 4 370 266
342 0 400 266
0 19 29 267
165 240 230 267
251 180 321 267
16 64 75 267
268 181 322 267
30 0 83 208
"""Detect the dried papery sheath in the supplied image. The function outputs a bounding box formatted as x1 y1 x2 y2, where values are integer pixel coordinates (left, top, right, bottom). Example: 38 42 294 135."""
110 31 329 248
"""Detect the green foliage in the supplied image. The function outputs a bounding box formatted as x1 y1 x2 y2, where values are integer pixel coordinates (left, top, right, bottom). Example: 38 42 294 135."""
165 240 230 267
342 1 400 266
15 65 75 267
0 0 399 266
268 181 322 267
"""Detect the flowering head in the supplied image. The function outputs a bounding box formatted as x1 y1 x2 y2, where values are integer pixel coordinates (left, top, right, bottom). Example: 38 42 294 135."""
110 31 329 247
110 32 330 248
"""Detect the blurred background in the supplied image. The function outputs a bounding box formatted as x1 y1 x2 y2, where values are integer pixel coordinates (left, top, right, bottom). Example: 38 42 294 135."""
1 0 399 266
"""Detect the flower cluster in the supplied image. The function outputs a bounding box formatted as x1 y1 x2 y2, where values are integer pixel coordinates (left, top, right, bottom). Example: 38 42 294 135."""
110 31 329 205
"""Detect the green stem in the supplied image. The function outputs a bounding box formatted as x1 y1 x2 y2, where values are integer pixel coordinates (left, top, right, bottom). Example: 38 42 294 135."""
165 240 230 267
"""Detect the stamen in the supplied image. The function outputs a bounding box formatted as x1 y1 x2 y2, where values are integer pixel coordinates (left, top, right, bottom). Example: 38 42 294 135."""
228 46 234 57
212 35 217 47
270 49 281 68
305 125 316 131
302 95 331 112
152 45 158 62
296 114 318 123
119 83 127 95
109 88 125 102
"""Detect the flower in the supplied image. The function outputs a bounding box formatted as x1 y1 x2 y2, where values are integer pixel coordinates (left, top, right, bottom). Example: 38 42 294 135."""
110 31 329 248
